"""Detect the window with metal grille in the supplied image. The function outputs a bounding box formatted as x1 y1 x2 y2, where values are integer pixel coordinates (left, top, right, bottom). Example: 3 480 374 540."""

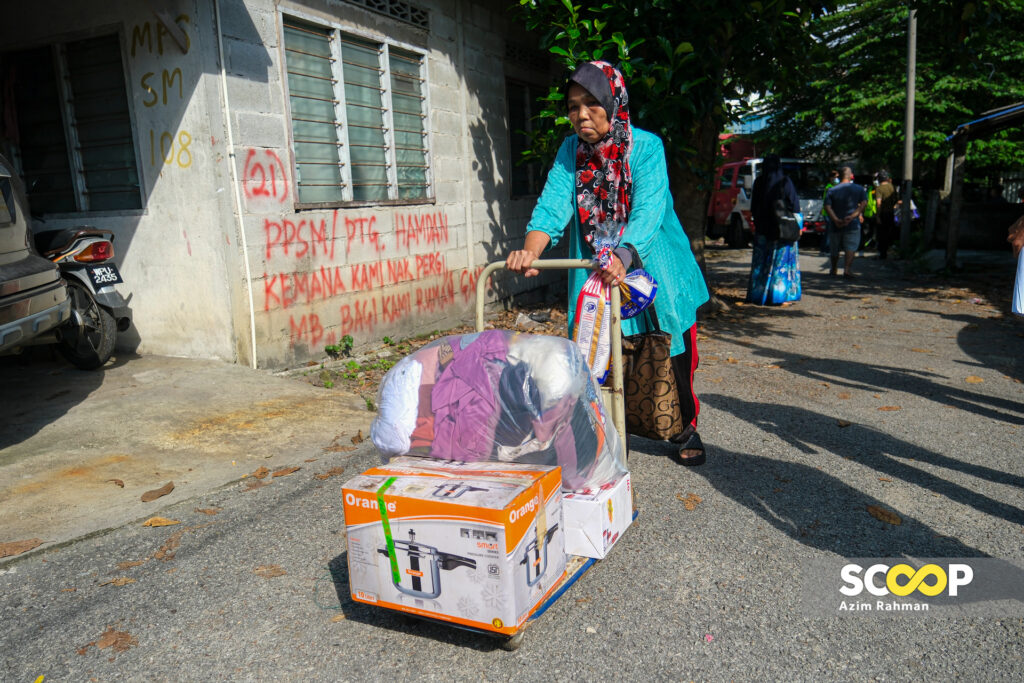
340 0 429 30
5 34 142 213
283 17 431 206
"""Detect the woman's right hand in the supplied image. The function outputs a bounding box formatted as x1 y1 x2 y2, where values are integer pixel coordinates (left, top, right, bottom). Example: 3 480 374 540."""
506 249 541 277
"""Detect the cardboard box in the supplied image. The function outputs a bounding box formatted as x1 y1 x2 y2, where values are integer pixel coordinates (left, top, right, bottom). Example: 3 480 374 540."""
561 472 633 559
343 457 566 635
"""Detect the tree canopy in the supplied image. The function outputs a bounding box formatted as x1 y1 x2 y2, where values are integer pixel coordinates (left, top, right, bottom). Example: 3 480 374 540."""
756 0 1024 186
514 0 836 267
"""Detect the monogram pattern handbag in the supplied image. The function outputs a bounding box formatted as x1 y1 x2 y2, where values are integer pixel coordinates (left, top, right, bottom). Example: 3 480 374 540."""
622 305 684 441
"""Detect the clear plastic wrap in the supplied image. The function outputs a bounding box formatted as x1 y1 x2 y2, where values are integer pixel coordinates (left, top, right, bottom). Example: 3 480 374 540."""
370 330 627 491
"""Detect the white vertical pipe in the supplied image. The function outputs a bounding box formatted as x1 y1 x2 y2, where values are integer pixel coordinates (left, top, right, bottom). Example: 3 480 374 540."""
214 0 258 369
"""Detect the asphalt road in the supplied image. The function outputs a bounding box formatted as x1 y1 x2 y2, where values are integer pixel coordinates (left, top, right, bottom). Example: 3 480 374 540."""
2 247 1023 681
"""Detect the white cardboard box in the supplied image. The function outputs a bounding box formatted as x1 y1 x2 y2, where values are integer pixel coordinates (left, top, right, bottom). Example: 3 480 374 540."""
561 472 633 559
343 457 566 635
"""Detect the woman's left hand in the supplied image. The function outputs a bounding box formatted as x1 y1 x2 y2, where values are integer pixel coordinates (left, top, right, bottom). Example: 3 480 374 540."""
598 254 626 286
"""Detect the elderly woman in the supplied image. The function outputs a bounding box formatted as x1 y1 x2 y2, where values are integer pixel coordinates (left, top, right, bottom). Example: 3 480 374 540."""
505 61 710 465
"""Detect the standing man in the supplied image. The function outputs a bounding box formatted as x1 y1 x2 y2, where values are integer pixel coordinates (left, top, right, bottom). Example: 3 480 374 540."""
874 171 898 259
824 167 868 278
819 169 840 255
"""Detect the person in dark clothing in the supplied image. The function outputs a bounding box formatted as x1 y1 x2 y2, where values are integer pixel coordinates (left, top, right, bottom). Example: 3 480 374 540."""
747 154 802 305
874 171 898 259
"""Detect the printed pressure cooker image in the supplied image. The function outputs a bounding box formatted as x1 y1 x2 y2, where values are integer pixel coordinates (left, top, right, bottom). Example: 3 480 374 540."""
378 530 477 599
520 524 559 587
431 482 489 499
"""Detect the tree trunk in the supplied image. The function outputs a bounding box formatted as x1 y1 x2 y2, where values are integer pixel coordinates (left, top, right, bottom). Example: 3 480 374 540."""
668 111 728 316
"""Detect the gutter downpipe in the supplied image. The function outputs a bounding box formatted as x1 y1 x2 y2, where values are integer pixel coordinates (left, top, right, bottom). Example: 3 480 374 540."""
214 0 259 369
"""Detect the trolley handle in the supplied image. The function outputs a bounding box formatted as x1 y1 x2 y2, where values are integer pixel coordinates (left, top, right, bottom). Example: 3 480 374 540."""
474 259 625 450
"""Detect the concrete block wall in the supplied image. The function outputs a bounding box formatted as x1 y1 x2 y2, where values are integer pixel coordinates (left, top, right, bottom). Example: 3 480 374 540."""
0 0 555 369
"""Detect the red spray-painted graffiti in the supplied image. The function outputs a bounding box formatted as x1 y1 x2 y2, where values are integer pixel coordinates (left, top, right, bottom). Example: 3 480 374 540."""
395 211 449 251
261 207 498 352
264 213 338 261
244 149 290 204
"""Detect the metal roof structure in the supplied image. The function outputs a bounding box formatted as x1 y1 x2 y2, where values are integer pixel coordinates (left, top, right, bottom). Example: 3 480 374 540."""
946 101 1024 141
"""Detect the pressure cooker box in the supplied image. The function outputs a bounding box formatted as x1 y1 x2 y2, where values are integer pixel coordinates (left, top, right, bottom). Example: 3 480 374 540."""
342 456 565 635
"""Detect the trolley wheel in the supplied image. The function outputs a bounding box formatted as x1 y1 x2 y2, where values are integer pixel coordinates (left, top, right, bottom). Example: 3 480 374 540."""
501 631 525 651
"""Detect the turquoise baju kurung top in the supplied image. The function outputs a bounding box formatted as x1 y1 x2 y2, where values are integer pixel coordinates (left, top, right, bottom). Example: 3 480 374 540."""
527 128 710 356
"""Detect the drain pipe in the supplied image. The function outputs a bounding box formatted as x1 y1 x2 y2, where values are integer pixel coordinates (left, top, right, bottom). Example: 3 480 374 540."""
214 0 258 369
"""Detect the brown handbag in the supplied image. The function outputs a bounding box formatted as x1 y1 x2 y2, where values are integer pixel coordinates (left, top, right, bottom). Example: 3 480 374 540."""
622 305 684 441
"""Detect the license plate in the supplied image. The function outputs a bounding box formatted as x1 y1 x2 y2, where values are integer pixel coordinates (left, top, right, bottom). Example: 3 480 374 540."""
86 264 123 287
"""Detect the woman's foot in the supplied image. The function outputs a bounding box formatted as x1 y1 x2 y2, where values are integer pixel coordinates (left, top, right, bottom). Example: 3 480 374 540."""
672 431 706 466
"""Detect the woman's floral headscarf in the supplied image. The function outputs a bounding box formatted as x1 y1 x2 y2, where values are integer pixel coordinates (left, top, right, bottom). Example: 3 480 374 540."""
571 61 633 250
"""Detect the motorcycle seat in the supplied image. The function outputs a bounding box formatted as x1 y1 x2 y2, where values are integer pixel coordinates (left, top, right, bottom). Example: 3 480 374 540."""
34 227 111 258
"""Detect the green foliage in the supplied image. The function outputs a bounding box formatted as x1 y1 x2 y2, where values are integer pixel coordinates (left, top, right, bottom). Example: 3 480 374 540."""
757 1 1024 185
514 0 836 236
323 380 334 389
382 336 394 345
365 396 377 412
325 334 355 359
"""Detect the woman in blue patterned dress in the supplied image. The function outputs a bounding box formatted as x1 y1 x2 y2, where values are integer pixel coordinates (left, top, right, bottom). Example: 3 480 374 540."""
747 154 802 305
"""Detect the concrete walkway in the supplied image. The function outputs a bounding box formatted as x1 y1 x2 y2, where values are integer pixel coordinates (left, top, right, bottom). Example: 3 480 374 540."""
1 353 373 549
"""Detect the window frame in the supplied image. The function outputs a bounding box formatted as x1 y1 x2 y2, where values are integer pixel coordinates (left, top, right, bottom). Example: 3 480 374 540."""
3 30 144 216
504 78 547 200
280 11 434 210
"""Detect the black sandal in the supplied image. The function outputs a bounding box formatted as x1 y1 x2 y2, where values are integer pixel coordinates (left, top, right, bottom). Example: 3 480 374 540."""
672 431 706 466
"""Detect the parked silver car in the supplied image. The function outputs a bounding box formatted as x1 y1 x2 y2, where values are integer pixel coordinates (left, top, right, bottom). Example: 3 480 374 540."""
0 153 70 354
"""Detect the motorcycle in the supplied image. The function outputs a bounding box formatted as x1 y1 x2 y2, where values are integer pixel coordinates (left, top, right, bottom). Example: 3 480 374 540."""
33 228 131 369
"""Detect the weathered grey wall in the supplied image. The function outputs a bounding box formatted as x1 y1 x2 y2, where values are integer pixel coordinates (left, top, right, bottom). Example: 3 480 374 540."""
2 0 553 368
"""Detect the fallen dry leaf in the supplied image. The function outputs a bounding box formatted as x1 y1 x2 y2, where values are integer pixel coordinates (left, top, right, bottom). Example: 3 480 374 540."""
910 348 931 354
324 445 357 453
676 492 703 511
315 467 347 481
99 577 136 587
878 477 893 482
764 364 780 370
351 430 364 445
140 481 174 503
304 458 318 463
272 466 301 478
251 466 270 480
142 517 180 527
255 564 287 578
965 376 984 384
195 508 221 515
117 560 145 570
330 614 347 622
878 406 902 412
837 392 851 400
153 529 185 562
866 504 902 526
836 419 852 428
0 538 43 559
243 479 270 491
96 627 138 652
107 479 125 488
62 587 77 592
